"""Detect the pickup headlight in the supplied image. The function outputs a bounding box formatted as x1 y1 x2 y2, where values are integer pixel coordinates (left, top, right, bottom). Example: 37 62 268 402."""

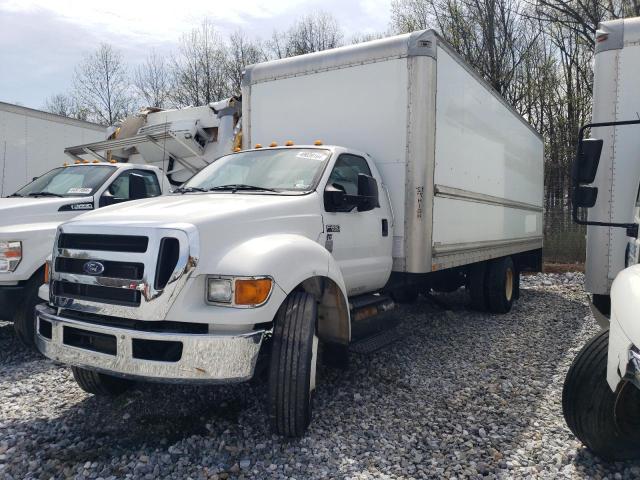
206 276 273 307
0 241 22 272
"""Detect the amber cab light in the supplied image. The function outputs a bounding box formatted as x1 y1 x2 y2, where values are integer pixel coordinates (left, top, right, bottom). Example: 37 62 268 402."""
234 278 272 305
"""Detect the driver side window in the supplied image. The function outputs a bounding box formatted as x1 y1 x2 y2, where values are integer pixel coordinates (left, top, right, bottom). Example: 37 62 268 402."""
327 154 372 196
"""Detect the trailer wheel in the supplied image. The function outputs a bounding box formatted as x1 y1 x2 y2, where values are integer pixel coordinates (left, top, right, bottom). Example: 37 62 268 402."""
486 256 515 314
13 272 44 349
269 291 319 437
562 329 640 461
468 262 487 311
72 367 133 396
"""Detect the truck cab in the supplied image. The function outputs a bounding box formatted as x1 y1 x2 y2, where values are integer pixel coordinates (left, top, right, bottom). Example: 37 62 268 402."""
0 161 170 346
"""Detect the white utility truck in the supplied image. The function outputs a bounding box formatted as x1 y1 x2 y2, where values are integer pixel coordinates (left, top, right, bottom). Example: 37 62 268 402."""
1 162 171 346
563 17 640 460
65 98 241 185
35 30 543 437
0 102 104 196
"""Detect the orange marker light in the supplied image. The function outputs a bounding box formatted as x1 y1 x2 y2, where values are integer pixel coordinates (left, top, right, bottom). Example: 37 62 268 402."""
74 160 81 164
314 140 323 146
285 140 294 146
255 144 263 149
109 159 117 163
63 162 69 167
234 278 272 305
269 142 278 147
92 160 100 163
44 261 50 284
82 159 89 164
234 147 242 152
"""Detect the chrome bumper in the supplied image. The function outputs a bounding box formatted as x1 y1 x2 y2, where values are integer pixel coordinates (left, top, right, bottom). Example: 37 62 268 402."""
35 304 264 383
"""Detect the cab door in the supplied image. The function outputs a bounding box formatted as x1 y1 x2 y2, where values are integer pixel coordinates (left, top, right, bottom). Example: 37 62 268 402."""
322 153 392 296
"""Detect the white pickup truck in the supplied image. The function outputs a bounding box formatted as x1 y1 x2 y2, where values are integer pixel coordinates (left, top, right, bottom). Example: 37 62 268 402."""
34 30 543 437
0 162 170 346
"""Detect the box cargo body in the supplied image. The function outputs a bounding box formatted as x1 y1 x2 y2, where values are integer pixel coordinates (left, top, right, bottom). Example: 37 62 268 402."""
0 102 105 196
586 18 640 295
242 30 544 274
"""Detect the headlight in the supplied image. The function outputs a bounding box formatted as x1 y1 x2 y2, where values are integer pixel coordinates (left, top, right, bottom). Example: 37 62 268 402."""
0 241 22 272
206 276 273 307
207 278 233 303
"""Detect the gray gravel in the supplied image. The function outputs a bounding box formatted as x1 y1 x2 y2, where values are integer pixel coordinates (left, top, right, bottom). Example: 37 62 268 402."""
2 272 640 479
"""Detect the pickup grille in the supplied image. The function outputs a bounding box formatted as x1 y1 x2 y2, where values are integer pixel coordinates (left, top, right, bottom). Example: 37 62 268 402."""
58 233 148 253
56 257 144 280
53 280 141 307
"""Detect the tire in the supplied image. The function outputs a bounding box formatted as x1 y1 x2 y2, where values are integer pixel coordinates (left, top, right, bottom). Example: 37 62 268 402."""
72 367 133 396
390 287 419 304
468 262 487 311
485 256 515 314
13 270 44 349
269 291 319 437
563 329 640 460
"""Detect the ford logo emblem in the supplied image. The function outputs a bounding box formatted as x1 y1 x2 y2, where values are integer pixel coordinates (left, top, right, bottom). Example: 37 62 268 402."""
83 260 105 276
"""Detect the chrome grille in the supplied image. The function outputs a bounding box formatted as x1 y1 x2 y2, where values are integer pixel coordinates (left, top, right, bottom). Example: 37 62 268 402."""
51 224 199 321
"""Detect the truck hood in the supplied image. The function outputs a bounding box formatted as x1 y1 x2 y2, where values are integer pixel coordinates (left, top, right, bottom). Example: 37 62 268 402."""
64 193 322 230
0 197 92 232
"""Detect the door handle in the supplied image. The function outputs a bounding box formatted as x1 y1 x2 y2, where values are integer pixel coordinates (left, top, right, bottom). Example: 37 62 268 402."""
382 219 389 237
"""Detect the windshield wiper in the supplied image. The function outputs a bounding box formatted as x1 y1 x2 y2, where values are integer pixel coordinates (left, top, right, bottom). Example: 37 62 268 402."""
173 186 207 194
207 184 277 193
27 192 63 197
8 193 23 197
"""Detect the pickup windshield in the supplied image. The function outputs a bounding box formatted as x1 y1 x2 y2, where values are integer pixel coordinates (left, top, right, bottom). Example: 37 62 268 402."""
11 165 116 198
182 148 331 193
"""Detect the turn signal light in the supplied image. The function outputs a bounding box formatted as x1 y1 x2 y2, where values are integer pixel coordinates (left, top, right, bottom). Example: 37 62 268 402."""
235 278 272 305
44 261 50 284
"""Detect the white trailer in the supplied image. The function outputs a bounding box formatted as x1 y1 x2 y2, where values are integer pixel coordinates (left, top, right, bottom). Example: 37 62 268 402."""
34 30 543 437
562 17 640 461
0 102 104 196
242 29 544 278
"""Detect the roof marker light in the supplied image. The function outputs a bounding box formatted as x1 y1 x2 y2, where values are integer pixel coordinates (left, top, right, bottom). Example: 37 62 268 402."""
314 140 323 146
234 147 242 152
285 140 294 146
255 144 263 149
270 142 278 147
74 160 81 164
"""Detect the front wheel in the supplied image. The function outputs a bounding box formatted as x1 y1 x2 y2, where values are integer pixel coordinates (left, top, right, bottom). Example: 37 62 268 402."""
269 291 319 437
13 272 44 349
72 367 133 396
562 329 640 461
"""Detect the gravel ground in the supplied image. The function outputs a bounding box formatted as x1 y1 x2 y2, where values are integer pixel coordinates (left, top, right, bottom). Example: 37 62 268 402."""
2 273 640 479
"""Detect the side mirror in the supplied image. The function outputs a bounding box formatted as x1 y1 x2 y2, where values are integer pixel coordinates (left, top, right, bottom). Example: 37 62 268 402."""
324 183 348 212
576 138 603 183
572 137 603 210
356 174 379 212
128 173 147 200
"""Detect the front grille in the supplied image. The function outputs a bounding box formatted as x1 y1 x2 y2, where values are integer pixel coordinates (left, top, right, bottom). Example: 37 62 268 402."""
53 281 141 307
60 309 208 334
56 257 144 280
58 233 148 253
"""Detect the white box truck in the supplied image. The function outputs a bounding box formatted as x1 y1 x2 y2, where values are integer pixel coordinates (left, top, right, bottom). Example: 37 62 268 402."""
34 30 543 436
562 17 640 461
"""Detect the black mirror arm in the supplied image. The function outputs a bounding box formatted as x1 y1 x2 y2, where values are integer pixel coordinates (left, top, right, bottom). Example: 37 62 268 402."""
572 119 640 237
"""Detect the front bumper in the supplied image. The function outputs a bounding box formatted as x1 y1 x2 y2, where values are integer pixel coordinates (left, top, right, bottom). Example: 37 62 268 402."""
0 282 26 320
35 304 264 383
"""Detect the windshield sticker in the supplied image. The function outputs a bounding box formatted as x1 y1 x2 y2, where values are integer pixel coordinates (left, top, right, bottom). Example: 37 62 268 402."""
294 180 310 189
67 187 92 194
296 151 326 161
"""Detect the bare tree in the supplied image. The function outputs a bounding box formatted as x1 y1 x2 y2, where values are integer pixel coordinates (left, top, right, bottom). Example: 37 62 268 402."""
170 20 230 107
43 93 89 120
73 43 136 125
350 31 388 44
268 11 344 58
133 51 171 108
225 30 266 93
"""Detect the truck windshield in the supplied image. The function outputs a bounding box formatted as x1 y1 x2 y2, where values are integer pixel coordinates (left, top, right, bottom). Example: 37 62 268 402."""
182 148 331 193
11 165 116 198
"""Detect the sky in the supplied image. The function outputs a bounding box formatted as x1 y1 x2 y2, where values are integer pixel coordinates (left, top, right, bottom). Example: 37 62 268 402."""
0 0 393 109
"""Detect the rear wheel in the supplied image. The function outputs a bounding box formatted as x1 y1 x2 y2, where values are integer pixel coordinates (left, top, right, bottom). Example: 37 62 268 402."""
13 272 44 349
72 367 133 396
468 262 488 311
486 256 516 314
562 329 640 461
269 292 319 437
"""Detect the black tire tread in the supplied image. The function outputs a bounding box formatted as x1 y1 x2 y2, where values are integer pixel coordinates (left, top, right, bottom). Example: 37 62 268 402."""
71 367 132 396
468 262 487 311
13 269 44 349
486 257 515 314
562 329 640 461
269 292 317 437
